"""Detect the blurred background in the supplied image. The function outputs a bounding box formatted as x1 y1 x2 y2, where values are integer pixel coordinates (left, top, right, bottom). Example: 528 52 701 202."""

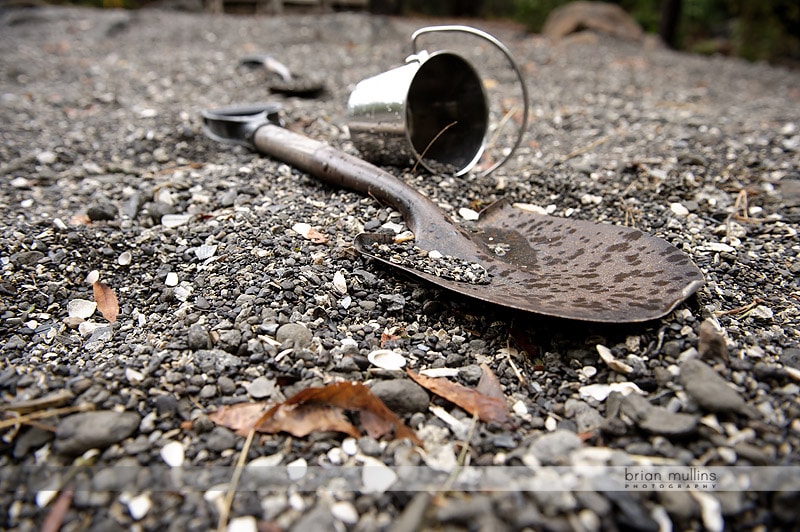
11 0 799 65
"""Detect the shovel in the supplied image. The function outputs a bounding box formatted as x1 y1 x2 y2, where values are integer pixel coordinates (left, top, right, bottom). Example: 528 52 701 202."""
201 105 704 323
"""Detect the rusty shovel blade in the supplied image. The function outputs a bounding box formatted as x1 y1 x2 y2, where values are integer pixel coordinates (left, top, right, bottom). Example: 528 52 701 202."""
201 105 704 323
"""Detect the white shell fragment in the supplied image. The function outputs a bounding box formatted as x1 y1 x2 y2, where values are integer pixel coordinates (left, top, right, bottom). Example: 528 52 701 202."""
596 344 633 374
227 516 258 532
125 368 144 385
287 457 308 481
85 270 100 285
332 271 347 295
194 244 217 260
331 501 359 525
161 213 192 228
165 272 178 287
291 222 312 238
579 382 644 402
118 251 132 266
367 349 406 371
458 207 479 221
67 299 97 319
419 367 460 378
160 441 185 468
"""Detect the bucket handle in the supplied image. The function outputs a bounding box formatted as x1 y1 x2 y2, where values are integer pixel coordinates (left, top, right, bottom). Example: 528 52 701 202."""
411 25 530 177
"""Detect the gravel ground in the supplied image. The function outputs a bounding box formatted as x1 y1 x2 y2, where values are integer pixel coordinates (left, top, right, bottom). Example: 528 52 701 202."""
1 5 800 532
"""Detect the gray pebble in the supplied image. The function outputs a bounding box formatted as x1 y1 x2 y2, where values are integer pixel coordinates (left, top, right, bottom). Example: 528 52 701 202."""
199 384 217 398
188 324 210 350
247 376 276 399
55 411 140 455
680 358 749 414
459 364 482 384
13 426 53 458
11 250 44 266
369 379 429 414
780 347 800 370
358 436 382 456
217 329 242 353
621 394 697 436
528 429 582 465
276 322 313 348
87 202 117 221
193 349 242 373
218 376 236 395
205 426 237 452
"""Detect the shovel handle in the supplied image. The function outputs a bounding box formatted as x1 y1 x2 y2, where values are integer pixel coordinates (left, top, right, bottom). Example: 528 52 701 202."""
252 124 450 236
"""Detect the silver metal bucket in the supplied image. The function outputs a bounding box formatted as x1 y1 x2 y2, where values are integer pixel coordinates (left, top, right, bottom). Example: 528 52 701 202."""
347 25 529 177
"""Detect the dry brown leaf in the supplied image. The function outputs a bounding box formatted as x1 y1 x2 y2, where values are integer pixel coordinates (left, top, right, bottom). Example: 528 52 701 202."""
41 489 73 532
476 363 505 402
256 403 361 440
407 369 509 425
255 382 421 445
208 402 272 435
92 281 119 323
306 228 328 244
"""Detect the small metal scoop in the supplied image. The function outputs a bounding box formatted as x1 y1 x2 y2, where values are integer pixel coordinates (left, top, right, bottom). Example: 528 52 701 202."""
240 55 326 97
201 105 704 323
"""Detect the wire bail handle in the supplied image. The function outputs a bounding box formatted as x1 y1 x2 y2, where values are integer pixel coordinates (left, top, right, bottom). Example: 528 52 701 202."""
411 25 530 176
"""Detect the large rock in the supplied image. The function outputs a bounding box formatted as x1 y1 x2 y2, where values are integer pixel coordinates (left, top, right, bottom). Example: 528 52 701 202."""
542 2 644 41
55 411 140 455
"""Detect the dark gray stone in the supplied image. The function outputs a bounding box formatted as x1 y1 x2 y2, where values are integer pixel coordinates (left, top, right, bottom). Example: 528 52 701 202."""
276 323 313 348
680 359 749 414
369 379 429 414
55 411 140 455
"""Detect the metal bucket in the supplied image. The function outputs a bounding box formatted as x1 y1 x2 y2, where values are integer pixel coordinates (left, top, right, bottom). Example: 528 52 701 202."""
347 25 529 177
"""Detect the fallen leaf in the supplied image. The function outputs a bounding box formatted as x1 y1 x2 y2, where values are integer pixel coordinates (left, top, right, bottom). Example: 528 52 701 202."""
476 363 505 402
208 402 272 434
407 370 509 425
92 282 119 323
40 489 73 532
255 382 421 445
291 222 328 244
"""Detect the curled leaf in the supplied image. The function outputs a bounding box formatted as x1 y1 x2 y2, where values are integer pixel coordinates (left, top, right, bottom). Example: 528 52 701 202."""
92 282 119 323
407 369 509 425
255 382 421 445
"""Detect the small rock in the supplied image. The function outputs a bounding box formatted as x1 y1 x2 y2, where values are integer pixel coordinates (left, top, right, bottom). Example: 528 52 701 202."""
331 500 358 525
370 379 429 414
205 427 236 452
528 429 582 465
246 376 276 399
680 359 749 414
780 347 800 370
87 202 117 221
13 426 54 458
11 250 45 266
275 322 312 348
188 324 210 350
217 328 242 353
291 502 335 531
36 150 57 164
160 441 185 467
55 411 140 455
287 457 307 480
698 319 727 360
621 394 697 435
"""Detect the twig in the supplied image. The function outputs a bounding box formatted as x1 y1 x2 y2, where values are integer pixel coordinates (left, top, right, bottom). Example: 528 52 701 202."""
554 134 612 166
216 426 256 532
714 297 764 317
503 343 526 386
441 411 479 492
411 121 458 174
0 403 93 431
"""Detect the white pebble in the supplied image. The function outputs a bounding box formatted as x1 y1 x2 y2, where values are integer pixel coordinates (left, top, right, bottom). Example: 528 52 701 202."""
580 193 603 205
292 222 312 237
419 367 460 378
512 400 528 416
125 368 144 385
85 270 100 285
247 453 285 469
692 492 724 532
286 457 307 481
367 349 406 371
361 457 398 494
578 382 644 402
125 493 152 521
160 441 185 468
331 501 359 525
458 207 479 221
332 271 347 295
670 202 690 216
165 272 178 287
427 250 443 260
36 151 57 165
67 299 97 319
341 437 358 456
545 416 558 432
226 515 257 532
